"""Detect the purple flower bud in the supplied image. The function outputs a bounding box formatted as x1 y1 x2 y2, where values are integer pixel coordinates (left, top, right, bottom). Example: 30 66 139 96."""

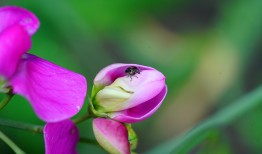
93 118 130 154
92 63 167 123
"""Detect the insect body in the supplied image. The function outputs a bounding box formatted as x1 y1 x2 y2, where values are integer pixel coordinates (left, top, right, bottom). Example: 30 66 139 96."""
125 66 141 81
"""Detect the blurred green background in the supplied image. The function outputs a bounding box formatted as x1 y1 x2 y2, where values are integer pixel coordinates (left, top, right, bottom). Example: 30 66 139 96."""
1 0 262 153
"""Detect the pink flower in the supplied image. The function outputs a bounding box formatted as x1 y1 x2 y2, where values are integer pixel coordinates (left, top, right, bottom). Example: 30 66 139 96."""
44 119 79 154
44 118 131 154
0 6 87 122
93 118 130 154
91 63 167 123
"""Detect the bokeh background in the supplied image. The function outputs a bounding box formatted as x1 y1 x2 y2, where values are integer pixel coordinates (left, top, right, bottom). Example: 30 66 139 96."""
1 0 262 153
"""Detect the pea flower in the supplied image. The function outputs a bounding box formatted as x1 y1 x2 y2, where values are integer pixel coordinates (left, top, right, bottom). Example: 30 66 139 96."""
0 6 87 122
91 63 167 123
93 118 130 154
44 119 79 154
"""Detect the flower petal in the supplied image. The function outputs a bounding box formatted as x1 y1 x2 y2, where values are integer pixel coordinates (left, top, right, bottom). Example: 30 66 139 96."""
93 63 154 92
44 119 79 154
93 118 130 154
10 54 87 122
0 24 31 79
0 6 39 35
95 69 165 112
110 85 167 123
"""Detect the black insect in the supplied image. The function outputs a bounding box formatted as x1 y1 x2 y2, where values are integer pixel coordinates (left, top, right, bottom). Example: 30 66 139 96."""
125 66 141 81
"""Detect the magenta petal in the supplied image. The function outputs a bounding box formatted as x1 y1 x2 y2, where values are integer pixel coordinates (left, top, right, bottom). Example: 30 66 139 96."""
111 85 167 123
10 54 87 122
93 118 130 154
0 6 39 35
118 69 166 110
0 25 31 78
44 119 79 154
94 63 154 88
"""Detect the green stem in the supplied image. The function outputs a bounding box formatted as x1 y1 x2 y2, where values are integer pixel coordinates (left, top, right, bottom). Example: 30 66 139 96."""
0 119 43 133
0 130 26 154
79 137 98 146
73 113 93 124
0 89 14 110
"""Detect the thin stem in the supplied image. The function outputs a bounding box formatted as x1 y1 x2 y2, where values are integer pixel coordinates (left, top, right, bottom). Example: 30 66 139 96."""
79 137 98 146
73 113 93 124
0 130 26 154
0 89 14 110
0 119 43 133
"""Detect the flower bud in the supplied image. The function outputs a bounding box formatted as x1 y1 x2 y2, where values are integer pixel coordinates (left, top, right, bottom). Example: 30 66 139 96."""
91 63 167 123
93 118 130 154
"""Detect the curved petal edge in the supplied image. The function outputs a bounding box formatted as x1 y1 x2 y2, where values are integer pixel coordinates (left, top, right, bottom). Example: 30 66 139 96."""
10 54 87 122
0 6 40 35
110 85 167 123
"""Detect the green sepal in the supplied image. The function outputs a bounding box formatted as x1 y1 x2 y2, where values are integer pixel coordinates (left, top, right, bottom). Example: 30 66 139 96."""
88 96 110 118
126 124 138 151
0 77 10 93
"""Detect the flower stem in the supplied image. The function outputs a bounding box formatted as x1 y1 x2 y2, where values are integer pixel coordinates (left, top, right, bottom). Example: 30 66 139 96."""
0 89 14 110
0 119 43 133
0 130 26 154
73 113 93 124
